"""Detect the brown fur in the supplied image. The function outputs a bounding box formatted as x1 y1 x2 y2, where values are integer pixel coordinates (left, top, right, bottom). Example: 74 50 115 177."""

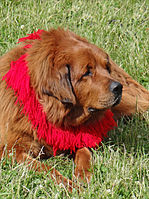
0 28 149 191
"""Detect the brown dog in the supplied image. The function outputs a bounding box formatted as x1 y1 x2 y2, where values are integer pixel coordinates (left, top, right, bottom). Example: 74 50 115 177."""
0 28 149 191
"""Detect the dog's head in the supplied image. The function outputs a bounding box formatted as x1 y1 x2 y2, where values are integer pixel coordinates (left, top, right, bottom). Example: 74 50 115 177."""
27 29 122 127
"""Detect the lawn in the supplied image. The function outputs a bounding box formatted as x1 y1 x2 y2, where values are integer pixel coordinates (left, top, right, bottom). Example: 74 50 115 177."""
0 0 149 198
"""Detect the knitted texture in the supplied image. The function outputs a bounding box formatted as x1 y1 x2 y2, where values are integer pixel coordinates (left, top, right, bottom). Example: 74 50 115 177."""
2 30 117 155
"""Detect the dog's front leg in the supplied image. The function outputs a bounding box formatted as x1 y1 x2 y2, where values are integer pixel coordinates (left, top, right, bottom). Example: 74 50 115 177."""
74 147 92 183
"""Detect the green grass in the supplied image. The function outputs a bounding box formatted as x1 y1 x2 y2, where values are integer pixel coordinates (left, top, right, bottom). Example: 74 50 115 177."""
0 0 149 198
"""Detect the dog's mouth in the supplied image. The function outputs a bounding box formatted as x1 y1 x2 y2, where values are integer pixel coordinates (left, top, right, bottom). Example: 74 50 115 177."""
98 93 122 110
76 96 121 126
88 94 122 114
112 94 122 107
63 105 107 127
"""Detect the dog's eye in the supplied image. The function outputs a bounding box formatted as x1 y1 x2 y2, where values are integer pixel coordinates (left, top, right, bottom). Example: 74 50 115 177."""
78 66 93 82
82 65 93 78
82 70 92 77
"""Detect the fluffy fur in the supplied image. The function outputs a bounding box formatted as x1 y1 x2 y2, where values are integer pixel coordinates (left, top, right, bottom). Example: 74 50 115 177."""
0 28 149 190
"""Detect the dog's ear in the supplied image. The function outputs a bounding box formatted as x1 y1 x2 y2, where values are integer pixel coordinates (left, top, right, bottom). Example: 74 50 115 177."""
43 64 76 107
27 30 76 106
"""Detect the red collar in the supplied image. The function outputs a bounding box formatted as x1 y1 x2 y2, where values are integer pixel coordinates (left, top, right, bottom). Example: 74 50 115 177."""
2 30 117 155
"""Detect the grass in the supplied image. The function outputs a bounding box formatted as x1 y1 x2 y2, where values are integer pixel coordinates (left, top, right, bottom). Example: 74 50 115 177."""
0 0 149 198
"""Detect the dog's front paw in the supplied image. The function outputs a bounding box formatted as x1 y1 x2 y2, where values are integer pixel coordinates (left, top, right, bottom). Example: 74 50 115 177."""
74 166 92 184
74 147 92 184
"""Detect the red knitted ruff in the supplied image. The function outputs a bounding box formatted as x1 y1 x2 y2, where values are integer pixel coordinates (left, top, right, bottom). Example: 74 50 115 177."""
2 30 117 155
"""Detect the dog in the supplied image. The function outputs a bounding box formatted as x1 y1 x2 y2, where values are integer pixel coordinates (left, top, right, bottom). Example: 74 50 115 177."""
0 28 149 191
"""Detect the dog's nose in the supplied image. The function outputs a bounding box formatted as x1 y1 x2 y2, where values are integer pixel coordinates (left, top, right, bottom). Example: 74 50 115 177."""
110 81 123 96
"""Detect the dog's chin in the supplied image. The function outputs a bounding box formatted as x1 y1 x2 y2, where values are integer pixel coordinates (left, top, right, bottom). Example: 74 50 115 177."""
63 115 90 128
84 110 106 126
63 108 106 128
62 95 122 128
